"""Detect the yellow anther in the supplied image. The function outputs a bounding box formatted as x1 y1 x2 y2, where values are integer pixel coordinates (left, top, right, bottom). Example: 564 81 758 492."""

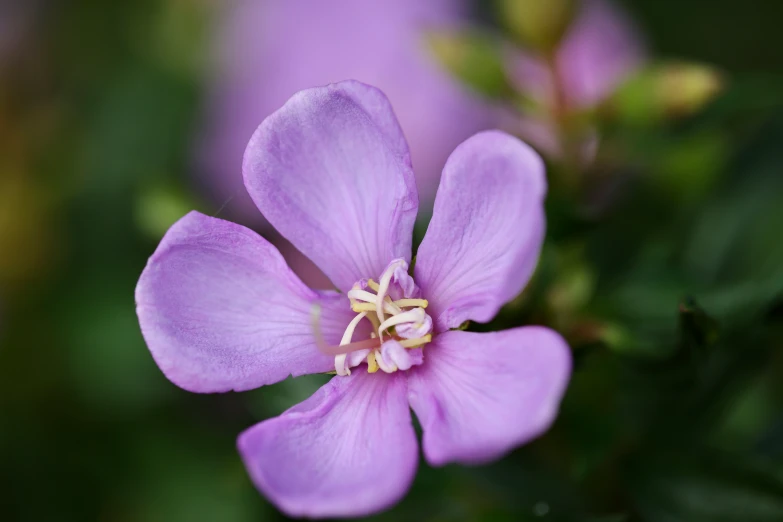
367 351 379 373
384 295 400 312
366 279 381 292
352 301 398 315
398 334 432 349
393 298 428 309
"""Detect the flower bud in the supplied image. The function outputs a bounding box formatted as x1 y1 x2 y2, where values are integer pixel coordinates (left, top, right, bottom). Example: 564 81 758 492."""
608 61 724 125
497 0 576 52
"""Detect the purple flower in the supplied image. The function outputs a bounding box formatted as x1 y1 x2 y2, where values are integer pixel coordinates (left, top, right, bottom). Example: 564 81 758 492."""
137 81 571 518
505 0 644 159
196 0 491 227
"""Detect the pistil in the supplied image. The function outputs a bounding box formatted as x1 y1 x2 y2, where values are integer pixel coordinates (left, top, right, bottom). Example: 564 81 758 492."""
313 258 434 374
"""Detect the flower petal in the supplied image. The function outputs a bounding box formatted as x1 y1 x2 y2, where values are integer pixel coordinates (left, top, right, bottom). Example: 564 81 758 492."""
243 80 418 292
135 211 352 393
408 327 571 466
238 371 418 518
414 131 547 330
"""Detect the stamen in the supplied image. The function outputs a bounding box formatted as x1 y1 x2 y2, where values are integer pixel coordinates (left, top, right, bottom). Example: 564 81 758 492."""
375 259 407 333
347 288 378 303
347 348 371 367
375 347 397 373
380 340 420 371
334 354 349 376
333 311 368 376
367 351 379 373
312 304 381 356
377 308 426 339
366 314 381 332
351 301 399 315
348 287 401 314
336 346 372 376
323 260 432 376
393 298 428 309
399 334 432 349
324 337 381 355
340 312 367 345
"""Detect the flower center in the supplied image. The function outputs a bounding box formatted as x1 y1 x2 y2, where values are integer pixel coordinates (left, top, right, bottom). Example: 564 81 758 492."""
312 259 433 376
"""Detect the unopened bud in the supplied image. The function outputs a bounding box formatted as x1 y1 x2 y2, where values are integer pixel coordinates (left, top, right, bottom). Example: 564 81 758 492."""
608 61 724 125
497 0 576 52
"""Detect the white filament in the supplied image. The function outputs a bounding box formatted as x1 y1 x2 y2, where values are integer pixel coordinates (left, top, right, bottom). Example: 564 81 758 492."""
333 260 432 375
334 312 367 376
340 311 367 345
374 259 406 335
377 307 426 339
347 288 399 315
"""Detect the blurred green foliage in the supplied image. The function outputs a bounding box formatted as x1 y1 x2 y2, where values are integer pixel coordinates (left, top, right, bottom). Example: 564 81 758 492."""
2 1 783 521
426 27 514 100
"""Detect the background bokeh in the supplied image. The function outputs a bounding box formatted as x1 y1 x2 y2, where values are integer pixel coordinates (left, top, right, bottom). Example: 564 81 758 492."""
2 0 783 520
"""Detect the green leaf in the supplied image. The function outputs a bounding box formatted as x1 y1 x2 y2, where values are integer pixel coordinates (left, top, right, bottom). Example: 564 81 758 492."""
628 450 783 522
135 182 201 240
677 296 720 359
425 28 514 100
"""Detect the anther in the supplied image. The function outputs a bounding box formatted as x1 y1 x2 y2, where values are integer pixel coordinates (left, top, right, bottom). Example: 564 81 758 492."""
366 351 379 373
374 259 407 333
351 301 399 314
398 334 432 349
393 298 428 309
377 308 426 339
